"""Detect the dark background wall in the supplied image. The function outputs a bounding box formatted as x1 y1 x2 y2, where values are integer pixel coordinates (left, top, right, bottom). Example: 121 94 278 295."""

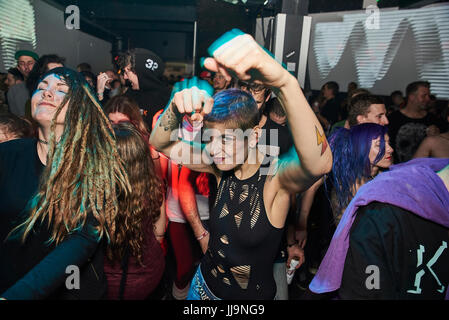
195 0 255 71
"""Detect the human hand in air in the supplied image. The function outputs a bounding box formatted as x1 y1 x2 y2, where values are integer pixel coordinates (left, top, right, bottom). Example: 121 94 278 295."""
97 72 111 95
169 77 214 123
202 29 292 91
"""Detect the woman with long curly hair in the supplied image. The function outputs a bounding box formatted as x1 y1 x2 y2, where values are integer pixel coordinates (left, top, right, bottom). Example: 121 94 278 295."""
0 67 131 299
104 123 166 300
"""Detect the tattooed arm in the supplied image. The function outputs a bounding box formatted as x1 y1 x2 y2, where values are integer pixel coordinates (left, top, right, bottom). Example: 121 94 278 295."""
150 101 182 150
262 105 330 227
202 31 332 194
266 76 332 195
150 81 217 174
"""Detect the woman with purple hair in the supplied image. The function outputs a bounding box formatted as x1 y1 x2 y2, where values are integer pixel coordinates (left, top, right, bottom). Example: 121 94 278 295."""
328 123 394 223
297 123 394 244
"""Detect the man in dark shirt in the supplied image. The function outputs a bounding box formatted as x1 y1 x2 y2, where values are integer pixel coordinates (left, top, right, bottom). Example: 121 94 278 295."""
116 49 171 130
388 81 443 163
319 81 341 129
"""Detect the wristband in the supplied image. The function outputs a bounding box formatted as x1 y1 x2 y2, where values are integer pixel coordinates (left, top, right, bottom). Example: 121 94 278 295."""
196 230 209 241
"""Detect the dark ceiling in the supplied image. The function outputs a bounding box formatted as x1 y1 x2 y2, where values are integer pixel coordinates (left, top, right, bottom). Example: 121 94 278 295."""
46 0 197 39
44 0 446 62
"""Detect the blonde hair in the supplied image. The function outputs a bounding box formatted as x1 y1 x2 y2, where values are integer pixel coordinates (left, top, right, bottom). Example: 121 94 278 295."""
11 67 131 245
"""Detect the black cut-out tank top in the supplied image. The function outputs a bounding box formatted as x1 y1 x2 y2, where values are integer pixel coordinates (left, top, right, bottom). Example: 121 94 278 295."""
200 161 284 299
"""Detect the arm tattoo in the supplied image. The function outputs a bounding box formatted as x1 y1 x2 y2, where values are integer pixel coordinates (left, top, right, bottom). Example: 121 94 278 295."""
159 104 182 131
316 126 328 156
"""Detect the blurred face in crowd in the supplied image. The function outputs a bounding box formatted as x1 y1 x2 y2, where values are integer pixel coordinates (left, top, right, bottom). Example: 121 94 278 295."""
5 73 21 88
31 74 69 127
123 64 139 90
213 73 230 91
410 86 431 110
269 112 287 126
84 76 94 89
358 104 389 126
369 134 393 174
108 112 130 125
322 84 334 100
105 70 117 80
17 55 36 78
392 94 404 106
348 82 357 93
240 84 269 110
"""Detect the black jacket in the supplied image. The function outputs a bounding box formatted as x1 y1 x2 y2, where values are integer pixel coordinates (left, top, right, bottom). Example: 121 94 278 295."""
124 49 171 130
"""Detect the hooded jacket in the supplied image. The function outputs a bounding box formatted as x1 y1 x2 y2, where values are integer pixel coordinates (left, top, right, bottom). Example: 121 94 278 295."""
124 48 171 130
310 158 449 299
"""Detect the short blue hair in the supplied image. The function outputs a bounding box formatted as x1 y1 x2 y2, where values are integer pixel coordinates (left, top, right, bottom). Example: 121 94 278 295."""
204 88 259 130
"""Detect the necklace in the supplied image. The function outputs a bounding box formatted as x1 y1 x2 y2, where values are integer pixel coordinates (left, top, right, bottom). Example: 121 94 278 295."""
38 137 62 145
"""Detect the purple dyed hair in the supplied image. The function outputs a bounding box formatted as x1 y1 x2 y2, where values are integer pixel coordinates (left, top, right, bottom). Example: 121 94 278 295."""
328 123 388 212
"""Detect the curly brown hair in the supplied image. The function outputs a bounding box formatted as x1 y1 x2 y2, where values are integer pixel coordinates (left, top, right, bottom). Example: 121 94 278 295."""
107 123 163 265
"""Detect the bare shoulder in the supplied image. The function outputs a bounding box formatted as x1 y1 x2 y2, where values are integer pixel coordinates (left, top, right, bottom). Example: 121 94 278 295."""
414 135 434 158
422 135 439 148
425 134 449 150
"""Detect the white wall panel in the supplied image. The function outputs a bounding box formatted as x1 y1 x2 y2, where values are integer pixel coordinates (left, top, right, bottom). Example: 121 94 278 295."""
310 3 449 99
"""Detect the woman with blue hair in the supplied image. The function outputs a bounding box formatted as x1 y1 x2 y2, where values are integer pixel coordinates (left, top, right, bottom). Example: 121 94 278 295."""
150 30 333 300
328 123 394 222
295 123 394 259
